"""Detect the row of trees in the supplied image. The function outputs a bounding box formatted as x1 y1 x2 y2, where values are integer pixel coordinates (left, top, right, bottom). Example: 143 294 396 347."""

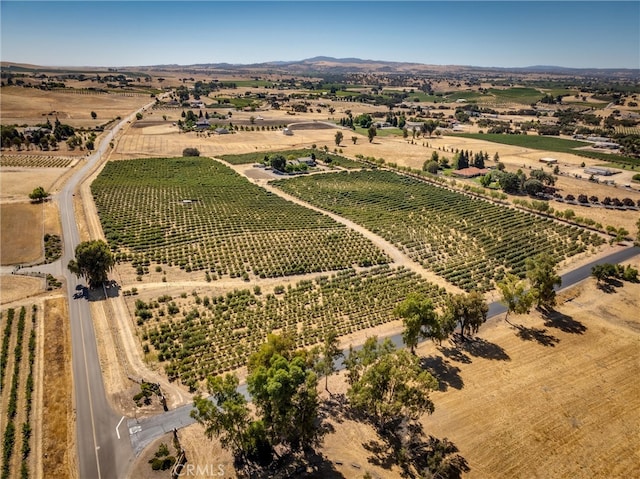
192 331 467 477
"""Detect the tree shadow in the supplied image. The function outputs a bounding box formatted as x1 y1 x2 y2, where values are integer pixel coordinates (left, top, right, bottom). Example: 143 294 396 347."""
363 421 469 478
596 278 623 294
437 345 472 364
87 280 121 301
262 449 346 479
420 355 464 391
543 309 587 335
513 324 560 347
459 336 510 361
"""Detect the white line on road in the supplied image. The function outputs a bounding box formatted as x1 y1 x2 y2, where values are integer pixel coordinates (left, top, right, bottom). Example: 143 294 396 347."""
116 416 125 440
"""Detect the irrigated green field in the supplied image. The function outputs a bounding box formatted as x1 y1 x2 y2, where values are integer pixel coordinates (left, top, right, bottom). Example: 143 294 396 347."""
91 157 389 279
273 169 605 292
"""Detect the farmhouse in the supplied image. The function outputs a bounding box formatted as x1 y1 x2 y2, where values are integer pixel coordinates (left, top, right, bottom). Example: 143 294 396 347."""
452 167 489 178
539 157 558 165
195 119 210 130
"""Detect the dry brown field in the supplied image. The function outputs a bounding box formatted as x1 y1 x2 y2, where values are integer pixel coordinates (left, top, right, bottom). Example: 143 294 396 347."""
0 202 44 264
0 275 44 305
42 296 75 479
0 86 150 128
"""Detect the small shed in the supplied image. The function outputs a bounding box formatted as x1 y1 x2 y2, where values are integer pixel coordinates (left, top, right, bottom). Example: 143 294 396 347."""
283 128 293 136
215 127 229 135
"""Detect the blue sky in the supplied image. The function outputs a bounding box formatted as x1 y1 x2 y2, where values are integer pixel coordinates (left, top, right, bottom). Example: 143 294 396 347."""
1 1 638 69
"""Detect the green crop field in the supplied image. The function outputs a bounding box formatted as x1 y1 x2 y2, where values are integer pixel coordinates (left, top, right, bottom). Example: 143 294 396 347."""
453 133 589 152
91 157 389 278
139 265 448 388
273 170 604 292
453 133 640 166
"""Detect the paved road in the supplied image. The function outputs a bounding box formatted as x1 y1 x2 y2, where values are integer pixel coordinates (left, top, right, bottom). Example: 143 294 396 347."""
130 243 640 454
22 102 157 479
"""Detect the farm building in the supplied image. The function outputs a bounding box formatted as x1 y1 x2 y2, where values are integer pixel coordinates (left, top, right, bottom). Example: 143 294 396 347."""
539 157 558 165
215 127 229 135
584 167 618 176
452 167 489 178
195 119 210 130
593 141 620 150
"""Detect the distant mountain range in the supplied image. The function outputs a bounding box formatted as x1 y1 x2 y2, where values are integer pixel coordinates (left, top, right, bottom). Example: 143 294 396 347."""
146 56 639 78
3 57 638 78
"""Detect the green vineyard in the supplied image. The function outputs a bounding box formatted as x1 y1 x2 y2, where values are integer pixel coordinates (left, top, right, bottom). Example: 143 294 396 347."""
139 265 448 388
273 169 605 292
91 157 389 278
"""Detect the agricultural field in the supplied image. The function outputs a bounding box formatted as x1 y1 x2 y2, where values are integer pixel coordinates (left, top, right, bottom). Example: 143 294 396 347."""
0 155 76 168
454 133 640 166
0 203 43 265
219 148 363 168
273 169 605 292
136 265 447 389
91 157 389 278
0 306 38 479
0 85 150 129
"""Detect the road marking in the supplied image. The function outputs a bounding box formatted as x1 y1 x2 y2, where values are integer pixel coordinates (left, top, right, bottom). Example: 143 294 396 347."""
116 416 125 439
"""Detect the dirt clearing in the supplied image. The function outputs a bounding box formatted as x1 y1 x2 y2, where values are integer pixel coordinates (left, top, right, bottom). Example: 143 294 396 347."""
0 202 44 264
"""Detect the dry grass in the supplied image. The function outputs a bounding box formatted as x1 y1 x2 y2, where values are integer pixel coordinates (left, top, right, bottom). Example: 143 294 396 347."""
0 275 44 304
0 86 150 128
42 297 74 479
0 202 44 264
422 271 640 479
0 167 73 200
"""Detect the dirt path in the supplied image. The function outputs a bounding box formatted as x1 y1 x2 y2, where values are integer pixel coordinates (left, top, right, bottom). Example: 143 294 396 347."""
232 161 466 295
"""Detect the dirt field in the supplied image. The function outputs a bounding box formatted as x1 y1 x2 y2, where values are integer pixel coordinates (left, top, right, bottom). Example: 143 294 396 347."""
42 296 76 479
0 86 150 128
0 275 44 304
0 202 44 264
422 271 640 479
0 166 78 201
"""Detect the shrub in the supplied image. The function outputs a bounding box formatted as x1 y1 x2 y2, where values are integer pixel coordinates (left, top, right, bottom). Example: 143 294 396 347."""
182 147 200 157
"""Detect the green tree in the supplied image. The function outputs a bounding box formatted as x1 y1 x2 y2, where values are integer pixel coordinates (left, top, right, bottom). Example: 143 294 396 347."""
498 171 521 193
91 111 97 119
28 186 49 203
444 291 489 341
247 353 318 451
269 154 286 172
423 160 439 174
523 178 544 196
247 334 318 451
394 293 444 353
67 240 115 288
191 373 260 465
351 136 358 145
182 147 200 157
334 131 343 146
525 253 561 309
314 328 343 393
345 337 438 430
497 273 534 323
367 126 377 143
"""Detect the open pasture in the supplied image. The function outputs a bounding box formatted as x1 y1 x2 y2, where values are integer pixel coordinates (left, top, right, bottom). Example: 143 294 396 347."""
138 265 447 388
0 86 150 128
273 170 605 292
91 157 389 278
0 203 43 265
